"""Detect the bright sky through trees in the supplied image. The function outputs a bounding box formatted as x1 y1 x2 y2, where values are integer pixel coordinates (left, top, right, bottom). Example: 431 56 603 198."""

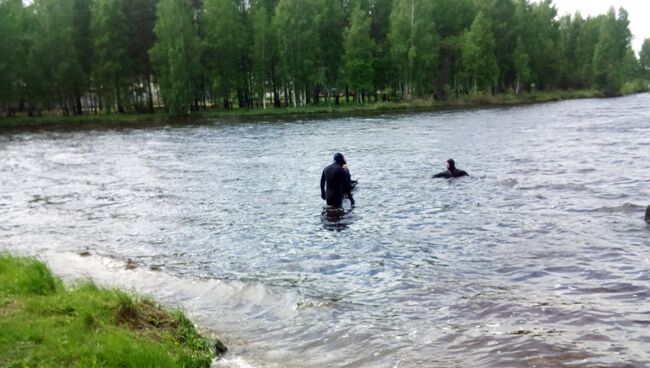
549 0 649 53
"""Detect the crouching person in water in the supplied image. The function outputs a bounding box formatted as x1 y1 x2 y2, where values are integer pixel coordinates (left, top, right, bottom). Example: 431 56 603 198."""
433 159 469 179
321 153 355 208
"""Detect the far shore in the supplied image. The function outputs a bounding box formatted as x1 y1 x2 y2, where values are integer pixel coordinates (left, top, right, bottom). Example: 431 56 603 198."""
1 89 645 132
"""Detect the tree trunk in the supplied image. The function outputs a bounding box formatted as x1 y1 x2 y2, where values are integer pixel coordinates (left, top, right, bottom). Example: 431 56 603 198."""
283 87 287 107
515 78 520 95
117 86 126 114
272 80 281 108
75 91 83 115
313 85 320 105
201 76 207 110
262 87 266 109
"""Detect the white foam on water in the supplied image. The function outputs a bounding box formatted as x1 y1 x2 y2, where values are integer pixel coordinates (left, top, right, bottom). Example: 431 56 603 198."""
212 356 260 368
32 250 305 368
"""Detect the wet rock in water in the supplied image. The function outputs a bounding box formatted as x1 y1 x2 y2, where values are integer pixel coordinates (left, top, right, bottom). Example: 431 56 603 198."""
646 205 650 224
149 264 162 271
214 339 228 356
125 259 138 270
78 251 91 257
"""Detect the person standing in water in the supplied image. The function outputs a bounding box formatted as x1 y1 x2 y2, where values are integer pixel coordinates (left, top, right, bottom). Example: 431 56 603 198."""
321 153 355 208
433 159 469 179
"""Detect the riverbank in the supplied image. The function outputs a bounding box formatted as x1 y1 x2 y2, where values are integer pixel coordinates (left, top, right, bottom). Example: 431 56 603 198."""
0 254 225 367
0 89 612 131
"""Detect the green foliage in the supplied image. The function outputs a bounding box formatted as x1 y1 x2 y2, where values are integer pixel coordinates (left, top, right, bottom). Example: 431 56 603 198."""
432 0 475 39
640 39 650 81
72 0 93 107
388 0 439 97
620 79 648 95
480 0 516 90
0 254 216 367
91 0 132 112
341 5 375 102
273 0 323 106
251 0 277 107
26 0 84 111
317 0 346 97
462 10 499 93
514 0 561 90
150 0 201 115
367 0 395 94
204 0 248 108
592 8 634 96
1 0 646 119
123 0 158 113
0 0 23 111
513 37 531 93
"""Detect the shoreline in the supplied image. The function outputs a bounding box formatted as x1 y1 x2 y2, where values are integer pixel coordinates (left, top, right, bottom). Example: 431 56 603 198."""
0 253 227 367
0 89 634 132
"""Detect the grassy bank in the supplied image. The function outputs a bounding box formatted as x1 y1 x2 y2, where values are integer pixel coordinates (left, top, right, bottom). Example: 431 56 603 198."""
0 89 629 130
0 254 224 368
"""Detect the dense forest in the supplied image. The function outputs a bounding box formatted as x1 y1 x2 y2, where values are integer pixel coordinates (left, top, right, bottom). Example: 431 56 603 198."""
0 0 649 116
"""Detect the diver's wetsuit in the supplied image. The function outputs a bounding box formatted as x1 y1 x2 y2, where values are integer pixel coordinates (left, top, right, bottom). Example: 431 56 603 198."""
321 162 355 208
433 159 468 179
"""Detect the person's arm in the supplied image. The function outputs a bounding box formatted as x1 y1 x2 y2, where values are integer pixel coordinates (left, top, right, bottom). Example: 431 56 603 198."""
320 169 326 200
432 171 449 178
344 169 355 206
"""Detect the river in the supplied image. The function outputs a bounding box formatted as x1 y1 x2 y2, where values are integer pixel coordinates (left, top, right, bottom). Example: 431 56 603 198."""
1 94 649 367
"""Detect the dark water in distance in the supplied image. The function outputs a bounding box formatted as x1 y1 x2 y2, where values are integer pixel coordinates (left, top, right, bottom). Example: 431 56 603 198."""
2 94 650 367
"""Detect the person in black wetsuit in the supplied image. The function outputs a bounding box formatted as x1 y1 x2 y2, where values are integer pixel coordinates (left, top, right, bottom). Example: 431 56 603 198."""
321 153 355 208
433 159 469 179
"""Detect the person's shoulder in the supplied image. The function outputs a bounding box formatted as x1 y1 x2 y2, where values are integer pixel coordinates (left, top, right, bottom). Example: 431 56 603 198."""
334 165 347 174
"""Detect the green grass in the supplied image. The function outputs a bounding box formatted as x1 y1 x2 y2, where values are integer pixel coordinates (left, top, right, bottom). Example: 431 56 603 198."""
0 254 221 368
0 88 634 130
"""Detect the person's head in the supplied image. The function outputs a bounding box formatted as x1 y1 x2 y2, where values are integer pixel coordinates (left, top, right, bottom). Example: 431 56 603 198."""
446 159 456 170
645 205 650 224
333 153 346 165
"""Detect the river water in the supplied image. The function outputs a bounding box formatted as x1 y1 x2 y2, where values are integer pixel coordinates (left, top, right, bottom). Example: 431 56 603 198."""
1 94 650 367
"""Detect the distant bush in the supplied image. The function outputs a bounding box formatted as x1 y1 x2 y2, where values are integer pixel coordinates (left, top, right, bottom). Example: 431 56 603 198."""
620 79 649 95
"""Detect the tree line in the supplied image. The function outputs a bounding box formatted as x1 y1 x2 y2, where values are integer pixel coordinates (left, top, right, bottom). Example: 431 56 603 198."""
1 0 649 116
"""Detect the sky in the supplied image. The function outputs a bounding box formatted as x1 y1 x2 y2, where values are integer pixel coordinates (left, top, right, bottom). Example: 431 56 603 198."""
548 0 649 53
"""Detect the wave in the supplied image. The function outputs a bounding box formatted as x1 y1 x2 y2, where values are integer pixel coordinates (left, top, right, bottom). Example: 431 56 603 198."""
581 203 645 214
518 183 589 192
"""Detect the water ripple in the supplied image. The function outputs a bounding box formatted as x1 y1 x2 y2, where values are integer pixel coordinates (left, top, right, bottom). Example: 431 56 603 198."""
1 94 650 367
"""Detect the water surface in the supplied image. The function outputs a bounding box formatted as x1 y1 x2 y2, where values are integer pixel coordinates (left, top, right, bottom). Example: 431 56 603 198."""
1 94 650 367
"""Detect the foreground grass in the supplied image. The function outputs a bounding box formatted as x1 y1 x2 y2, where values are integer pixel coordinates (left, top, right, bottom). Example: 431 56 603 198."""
0 89 633 130
0 254 222 368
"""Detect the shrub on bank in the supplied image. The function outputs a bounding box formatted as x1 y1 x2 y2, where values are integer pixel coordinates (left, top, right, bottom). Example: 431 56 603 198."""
620 79 649 95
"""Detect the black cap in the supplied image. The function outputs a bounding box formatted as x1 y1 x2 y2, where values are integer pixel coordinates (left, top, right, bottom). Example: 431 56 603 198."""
333 153 346 165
